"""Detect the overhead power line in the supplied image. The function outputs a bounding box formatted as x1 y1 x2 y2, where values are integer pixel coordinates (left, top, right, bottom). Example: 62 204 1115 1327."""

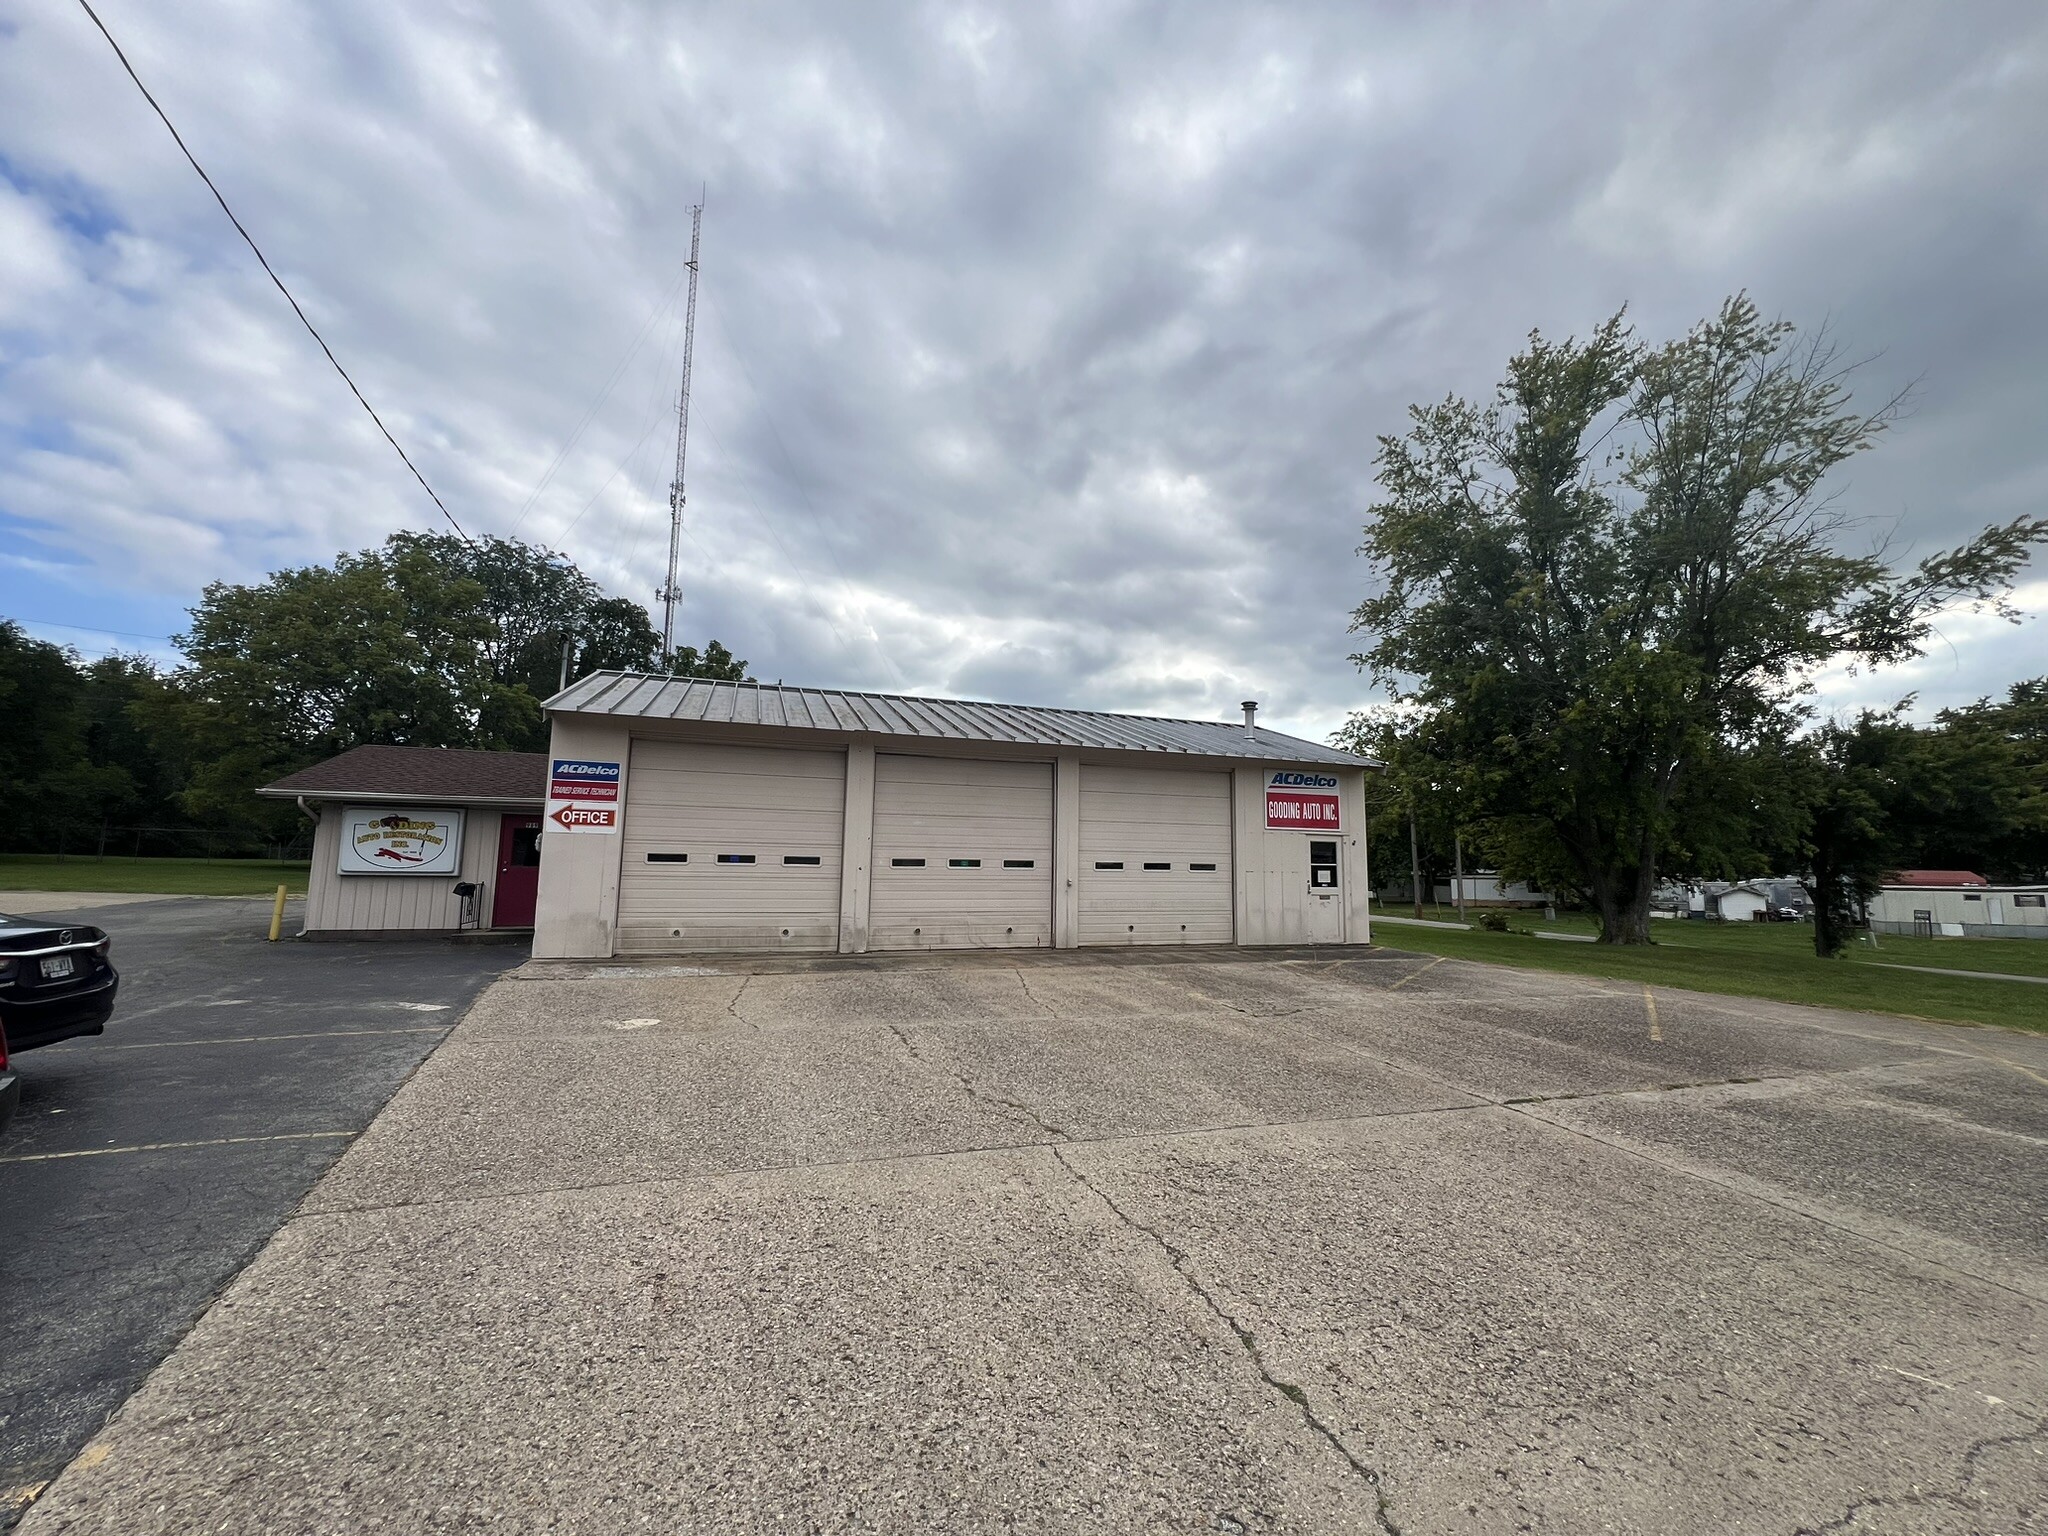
74 0 471 543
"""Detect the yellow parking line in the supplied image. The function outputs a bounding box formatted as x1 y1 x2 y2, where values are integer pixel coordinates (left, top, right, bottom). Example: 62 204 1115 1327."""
1386 956 1446 992
1970 1051 2048 1090
0 1131 353 1165
1645 985 1662 1042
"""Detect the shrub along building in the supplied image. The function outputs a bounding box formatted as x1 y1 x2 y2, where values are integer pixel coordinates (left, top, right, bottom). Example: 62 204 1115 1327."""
533 675 1375 957
258 747 547 938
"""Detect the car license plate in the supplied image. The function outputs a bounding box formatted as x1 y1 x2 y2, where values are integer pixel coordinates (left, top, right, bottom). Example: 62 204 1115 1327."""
41 954 75 979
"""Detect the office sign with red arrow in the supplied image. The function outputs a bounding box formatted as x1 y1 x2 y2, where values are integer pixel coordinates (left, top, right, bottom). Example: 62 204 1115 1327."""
548 801 619 834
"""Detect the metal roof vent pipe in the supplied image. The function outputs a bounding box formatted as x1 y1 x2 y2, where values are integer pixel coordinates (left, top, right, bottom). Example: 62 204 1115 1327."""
1241 700 1259 738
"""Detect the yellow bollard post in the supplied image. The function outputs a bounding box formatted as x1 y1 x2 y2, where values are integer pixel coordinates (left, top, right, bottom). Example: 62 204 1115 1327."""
268 883 288 942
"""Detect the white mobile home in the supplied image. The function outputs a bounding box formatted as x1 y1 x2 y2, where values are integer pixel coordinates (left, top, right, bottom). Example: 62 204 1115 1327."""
1868 877 2048 939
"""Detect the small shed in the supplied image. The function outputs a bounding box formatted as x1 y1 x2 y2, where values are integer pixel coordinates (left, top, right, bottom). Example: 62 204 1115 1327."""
1432 873 1549 908
1711 884 1771 923
258 747 546 939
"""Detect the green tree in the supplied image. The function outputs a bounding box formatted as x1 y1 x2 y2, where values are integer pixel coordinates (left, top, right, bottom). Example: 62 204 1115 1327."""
0 626 181 851
1790 713 1912 957
666 638 751 681
1923 679 2048 882
1352 295 2048 944
163 533 676 812
385 532 663 747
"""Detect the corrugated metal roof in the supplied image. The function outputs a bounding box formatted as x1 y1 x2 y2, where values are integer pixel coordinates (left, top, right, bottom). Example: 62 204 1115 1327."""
545 673 1375 768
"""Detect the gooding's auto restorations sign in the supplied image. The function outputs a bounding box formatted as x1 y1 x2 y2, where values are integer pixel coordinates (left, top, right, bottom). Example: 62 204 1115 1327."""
338 807 465 876
1265 770 1342 831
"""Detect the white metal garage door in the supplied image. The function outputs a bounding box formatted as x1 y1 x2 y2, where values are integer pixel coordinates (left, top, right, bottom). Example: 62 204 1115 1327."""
616 740 844 953
869 754 1053 950
1079 766 1233 945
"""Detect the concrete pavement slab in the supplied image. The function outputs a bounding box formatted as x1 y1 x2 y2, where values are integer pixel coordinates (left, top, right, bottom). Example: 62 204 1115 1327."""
14 950 2048 1533
302 1020 1044 1211
1289 990 1948 1105
19 1149 1389 1536
1059 1107 2047 1536
1538 1058 2048 1281
305 999 1473 1213
897 1010 1476 1142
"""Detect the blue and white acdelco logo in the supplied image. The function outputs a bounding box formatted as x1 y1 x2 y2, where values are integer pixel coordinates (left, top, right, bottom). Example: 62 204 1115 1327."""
1270 771 1339 788
552 759 621 781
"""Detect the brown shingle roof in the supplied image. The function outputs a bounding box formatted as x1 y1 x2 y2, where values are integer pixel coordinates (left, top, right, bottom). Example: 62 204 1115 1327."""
256 746 547 803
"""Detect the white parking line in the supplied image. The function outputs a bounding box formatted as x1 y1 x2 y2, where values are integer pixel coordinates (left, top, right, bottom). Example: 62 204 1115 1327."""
42 1026 450 1053
0 1131 354 1165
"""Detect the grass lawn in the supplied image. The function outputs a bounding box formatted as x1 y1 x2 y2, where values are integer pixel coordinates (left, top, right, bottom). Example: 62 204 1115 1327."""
1369 903 2048 1034
0 855 310 898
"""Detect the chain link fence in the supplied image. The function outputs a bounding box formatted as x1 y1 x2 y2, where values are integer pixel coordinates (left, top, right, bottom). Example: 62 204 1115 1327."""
36 825 315 863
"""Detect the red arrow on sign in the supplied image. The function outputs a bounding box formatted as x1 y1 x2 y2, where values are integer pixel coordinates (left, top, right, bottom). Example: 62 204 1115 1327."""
549 803 618 831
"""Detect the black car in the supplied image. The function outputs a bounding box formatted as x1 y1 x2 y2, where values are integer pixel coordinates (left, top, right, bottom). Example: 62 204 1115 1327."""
0 912 120 1052
0 1021 16 1137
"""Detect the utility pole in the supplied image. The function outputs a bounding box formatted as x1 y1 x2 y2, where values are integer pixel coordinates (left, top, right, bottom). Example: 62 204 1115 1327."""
1454 831 1466 922
1409 811 1423 921
657 196 704 669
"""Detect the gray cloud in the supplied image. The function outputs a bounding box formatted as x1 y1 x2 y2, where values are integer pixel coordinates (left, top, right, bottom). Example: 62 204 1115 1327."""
2 0 2043 741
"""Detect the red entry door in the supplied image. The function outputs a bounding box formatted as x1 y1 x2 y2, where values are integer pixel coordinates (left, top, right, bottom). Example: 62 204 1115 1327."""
491 816 543 928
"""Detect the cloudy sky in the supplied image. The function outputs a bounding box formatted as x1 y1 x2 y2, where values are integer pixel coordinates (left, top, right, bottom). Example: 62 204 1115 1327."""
2 0 2044 743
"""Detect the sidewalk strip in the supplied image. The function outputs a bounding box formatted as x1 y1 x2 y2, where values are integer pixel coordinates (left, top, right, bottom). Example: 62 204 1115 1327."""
1855 962 2048 986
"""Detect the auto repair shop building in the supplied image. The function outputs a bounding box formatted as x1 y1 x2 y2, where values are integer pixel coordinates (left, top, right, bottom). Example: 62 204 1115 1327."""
533 673 1375 958
258 746 547 938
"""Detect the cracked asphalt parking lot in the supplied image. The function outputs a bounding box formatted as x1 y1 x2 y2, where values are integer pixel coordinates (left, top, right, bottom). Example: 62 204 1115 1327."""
0 897 522 1529
13 945 2048 1534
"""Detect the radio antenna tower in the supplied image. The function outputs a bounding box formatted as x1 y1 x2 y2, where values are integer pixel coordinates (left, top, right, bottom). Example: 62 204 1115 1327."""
657 196 704 669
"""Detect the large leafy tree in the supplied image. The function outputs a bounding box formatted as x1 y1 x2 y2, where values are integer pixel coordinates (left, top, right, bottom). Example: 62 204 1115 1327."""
164 533 685 816
667 639 751 681
1353 296 2048 944
1923 680 2048 883
1791 676 2048 956
0 625 188 850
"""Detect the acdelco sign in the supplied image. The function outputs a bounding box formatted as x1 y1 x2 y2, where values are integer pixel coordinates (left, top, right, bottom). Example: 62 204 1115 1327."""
550 758 622 802
547 758 622 834
1265 769 1341 831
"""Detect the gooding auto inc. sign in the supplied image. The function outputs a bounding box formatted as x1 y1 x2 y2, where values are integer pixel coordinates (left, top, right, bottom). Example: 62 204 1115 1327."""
1265 770 1341 831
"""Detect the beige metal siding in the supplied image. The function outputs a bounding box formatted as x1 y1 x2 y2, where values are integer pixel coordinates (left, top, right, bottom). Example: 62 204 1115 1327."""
617 740 844 952
1079 766 1233 944
869 755 1053 950
305 807 503 933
